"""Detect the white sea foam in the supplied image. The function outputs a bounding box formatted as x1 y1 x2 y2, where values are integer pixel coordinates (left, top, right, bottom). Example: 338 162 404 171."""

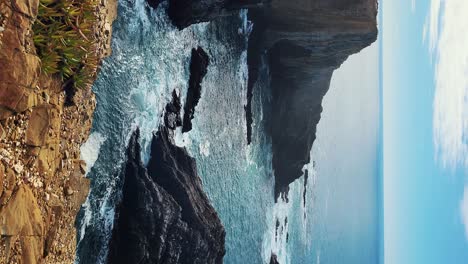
262 178 307 264
199 140 210 157
80 132 107 176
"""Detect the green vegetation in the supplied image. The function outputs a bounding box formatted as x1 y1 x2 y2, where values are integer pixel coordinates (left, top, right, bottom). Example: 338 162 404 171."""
32 0 99 90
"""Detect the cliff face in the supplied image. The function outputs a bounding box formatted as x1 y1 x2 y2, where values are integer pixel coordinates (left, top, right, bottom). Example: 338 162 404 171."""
162 0 378 200
167 0 269 29
250 0 378 199
0 0 117 263
107 127 225 264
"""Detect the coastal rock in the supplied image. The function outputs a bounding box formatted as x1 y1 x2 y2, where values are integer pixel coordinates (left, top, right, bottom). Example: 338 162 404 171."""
164 89 182 129
166 0 269 29
26 105 50 146
107 127 225 264
182 47 210 133
270 253 280 264
255 0 378 198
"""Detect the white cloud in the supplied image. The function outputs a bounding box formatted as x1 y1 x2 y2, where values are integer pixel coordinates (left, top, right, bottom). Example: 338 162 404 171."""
425 0 468 170
411 0 416 13
460 187 468 240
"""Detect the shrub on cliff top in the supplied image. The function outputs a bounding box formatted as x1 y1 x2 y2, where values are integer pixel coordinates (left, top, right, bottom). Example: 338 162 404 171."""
32 0 99 90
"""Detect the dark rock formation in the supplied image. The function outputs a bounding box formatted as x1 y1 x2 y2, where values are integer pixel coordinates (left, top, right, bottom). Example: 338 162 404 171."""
182 47 210 133
252 0 378 199
147 0 161 9
270 253 280 264
107 127 225 264
303 169 308 207
165 89 183 129
167 0 269 29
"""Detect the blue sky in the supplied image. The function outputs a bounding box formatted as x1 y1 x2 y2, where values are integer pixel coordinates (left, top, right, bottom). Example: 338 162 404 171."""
383 0 468 263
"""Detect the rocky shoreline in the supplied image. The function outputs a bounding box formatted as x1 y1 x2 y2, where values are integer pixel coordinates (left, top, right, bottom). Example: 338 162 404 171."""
108 82 225 263
0 0 117 263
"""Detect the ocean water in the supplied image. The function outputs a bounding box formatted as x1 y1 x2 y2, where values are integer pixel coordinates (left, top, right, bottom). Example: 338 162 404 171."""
76 0 380 263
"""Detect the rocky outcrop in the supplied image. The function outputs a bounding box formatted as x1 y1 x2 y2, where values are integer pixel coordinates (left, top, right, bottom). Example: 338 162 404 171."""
108 126 225 264
182 47 210 133
109 91 225 263
160 0 378 199
251 0 378 199
166 0 269 29
0 0 117 262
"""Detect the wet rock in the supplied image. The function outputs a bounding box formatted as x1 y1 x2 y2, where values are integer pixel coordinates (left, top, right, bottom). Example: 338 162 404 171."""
167 0 268 29
182 47 209 133
107 128 225 264
164 89 182 129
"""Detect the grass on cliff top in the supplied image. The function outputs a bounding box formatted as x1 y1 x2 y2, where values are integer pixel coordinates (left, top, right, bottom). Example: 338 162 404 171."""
33 0 99 90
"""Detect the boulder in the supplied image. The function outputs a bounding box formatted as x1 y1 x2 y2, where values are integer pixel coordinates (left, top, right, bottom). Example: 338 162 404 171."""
26 105 50 146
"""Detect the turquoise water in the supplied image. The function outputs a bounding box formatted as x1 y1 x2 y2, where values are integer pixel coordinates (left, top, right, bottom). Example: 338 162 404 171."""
76 0 380 263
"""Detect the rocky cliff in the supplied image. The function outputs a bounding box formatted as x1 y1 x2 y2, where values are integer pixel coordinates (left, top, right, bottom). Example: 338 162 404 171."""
160 0 378 200
108 128 225 263
253 0 378 200
0 0 117 263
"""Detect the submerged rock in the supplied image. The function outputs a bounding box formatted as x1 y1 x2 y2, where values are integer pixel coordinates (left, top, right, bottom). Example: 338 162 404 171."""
107 127 225 264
